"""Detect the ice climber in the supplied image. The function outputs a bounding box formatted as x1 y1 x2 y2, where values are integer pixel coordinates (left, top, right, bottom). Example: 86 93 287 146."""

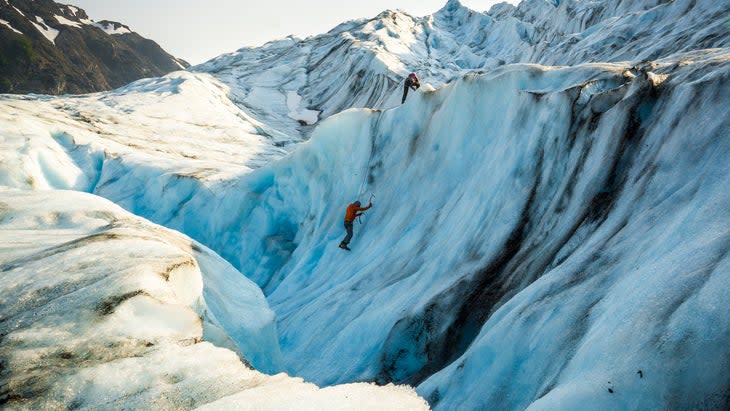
401 72 420 103
339 200 372 251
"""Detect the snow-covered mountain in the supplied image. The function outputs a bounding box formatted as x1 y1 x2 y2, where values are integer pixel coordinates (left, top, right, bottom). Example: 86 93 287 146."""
0 0 187 94
191 0 729 144
1 0 729 410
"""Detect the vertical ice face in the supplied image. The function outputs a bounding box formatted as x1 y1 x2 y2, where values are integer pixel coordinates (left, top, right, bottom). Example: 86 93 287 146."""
186 57 729 409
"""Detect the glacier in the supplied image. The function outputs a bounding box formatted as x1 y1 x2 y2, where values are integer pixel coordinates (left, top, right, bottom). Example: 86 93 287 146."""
213 55 730 410
191 0 730 142
1 0 730 409
0 189 427 409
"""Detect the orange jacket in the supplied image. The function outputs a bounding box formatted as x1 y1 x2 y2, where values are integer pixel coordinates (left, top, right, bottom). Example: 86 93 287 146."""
344 202 371 222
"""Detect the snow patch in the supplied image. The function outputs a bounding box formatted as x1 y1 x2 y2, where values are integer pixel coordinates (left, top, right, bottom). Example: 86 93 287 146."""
94 21 132 35
286 91 320 125
54 14 89 28
197 380 429 410
32 16 59 44
0 18 23 34
646 71 669 86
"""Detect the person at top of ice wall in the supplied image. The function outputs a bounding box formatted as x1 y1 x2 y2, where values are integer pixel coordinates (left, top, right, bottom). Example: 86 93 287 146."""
402 73 420 104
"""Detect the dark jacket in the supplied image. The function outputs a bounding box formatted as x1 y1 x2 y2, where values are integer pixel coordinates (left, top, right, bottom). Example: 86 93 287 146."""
402 77 420 103
405 77 420 90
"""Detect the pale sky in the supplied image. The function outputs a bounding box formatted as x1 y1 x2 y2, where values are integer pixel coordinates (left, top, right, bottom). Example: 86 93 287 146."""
69 0 519 65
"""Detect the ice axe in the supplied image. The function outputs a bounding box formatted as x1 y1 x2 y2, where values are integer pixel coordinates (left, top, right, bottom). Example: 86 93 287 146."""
357 193 375 224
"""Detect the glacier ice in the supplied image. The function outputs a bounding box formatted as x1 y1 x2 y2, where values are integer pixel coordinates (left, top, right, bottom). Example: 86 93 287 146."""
1 0 730 409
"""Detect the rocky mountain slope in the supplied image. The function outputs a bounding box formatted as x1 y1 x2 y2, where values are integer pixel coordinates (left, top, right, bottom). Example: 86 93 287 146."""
0 0 187 94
